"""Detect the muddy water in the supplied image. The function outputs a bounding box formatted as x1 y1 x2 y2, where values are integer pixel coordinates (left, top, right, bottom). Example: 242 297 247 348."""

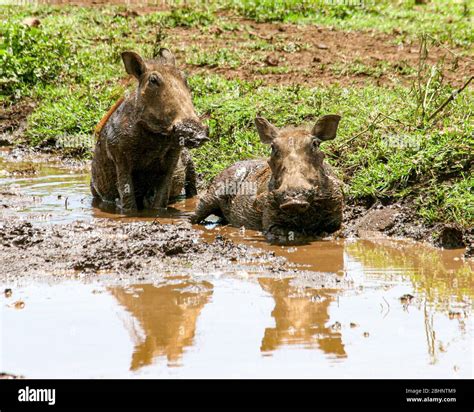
0 158 472 378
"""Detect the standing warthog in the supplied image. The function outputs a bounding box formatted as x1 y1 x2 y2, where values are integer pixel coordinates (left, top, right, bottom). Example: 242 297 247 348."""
91 49 208 211
191 115 343 241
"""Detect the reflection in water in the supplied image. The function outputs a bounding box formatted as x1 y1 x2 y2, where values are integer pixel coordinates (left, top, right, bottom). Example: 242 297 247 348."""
346 239 472 366
259 278 346 357
2 246 471 378
110 279 213 369
346 239 473 308
201 228 346 274
91 196 198 224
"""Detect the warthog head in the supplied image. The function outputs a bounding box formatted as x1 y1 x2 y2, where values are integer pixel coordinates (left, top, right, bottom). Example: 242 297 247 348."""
122 49 209 148
255 114 342 217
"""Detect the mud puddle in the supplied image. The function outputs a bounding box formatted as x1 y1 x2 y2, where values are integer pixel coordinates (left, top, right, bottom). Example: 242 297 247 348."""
0 151 91 224
2 254 472 378
0 156 472 378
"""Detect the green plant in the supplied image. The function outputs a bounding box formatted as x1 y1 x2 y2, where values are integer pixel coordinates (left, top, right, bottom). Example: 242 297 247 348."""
165 6 215 27
0 22 71 98
186 48 241 68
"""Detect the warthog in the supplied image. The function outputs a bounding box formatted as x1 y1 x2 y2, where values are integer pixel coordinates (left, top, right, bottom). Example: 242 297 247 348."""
191 115 343 241
91 49 208 211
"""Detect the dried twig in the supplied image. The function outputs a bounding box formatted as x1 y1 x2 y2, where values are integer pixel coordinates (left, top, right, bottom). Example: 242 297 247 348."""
427 75 473 122
426 34 474 64
378 112 411 129
341 109 414 149
422 66 437 116
341 113 383 147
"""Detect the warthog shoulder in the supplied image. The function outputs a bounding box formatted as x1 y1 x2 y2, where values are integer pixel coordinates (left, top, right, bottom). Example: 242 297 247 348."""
94 96 125 138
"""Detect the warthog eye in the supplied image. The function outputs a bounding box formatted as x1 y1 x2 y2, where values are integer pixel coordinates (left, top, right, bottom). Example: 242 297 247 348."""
149 73 162 86
311 138 321 151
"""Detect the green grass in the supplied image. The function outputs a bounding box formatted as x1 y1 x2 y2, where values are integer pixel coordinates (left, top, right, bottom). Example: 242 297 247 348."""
329 59 416 79
221 0 474 48
186 47 242 68
0 20 72 98
254 66 291 75
189 76 473 226
165 6 215 27
0 3 473 227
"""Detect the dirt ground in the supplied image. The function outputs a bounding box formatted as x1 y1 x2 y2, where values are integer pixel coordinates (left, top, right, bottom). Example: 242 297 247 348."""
0 214 351 288
0 100 36 145
20 3 473 88
171 19 473 88
342 200 473 257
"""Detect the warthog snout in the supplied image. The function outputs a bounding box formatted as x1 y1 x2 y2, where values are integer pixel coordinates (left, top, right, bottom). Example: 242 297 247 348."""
279 198 310 214
173 119 209 148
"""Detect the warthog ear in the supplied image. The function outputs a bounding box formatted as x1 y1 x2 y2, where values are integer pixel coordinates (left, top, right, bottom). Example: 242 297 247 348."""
312 115 341 141
157 48 176 66
255 117 279 144
122 51 147 79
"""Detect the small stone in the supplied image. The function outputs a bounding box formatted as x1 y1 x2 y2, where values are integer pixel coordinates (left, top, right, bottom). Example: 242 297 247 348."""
4 288 12 298
400 294 414 303
331 321 342 331
209 26 223 36
448 311 462 320
363 332 370 338
264 55 279 67
22 17 41 27
350 322 358 328
316 44 329 50
13 300 25 310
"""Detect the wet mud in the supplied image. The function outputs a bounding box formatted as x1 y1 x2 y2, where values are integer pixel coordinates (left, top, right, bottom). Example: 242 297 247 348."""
0 150 347 288
1 219 344 289
343 201 473 257
1 149 471 257
0 151 472 379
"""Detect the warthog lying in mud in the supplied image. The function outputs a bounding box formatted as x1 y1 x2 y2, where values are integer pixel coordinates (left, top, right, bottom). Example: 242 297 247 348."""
91 49 208 211
191 115 343 241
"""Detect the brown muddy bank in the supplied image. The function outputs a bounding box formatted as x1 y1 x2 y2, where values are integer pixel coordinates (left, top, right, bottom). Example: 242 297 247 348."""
0 217 348 290
343 201 473 258
0 149 472 260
